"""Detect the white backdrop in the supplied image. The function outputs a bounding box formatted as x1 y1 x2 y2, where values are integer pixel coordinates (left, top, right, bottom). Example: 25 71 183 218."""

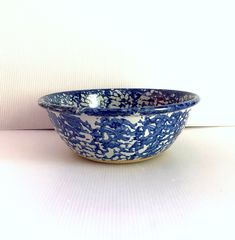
0 0 234 129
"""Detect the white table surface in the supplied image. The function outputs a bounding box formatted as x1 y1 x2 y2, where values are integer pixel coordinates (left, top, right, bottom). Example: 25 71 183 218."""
0 128 235 240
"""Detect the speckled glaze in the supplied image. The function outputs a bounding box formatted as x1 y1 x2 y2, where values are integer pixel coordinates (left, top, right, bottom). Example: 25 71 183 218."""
39 89 199 163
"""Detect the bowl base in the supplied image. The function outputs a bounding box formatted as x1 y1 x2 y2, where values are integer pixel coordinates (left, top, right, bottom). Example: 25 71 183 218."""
79 155 158 164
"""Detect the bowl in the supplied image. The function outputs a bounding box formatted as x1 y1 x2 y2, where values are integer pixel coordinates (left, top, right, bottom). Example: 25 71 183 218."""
39 88 199 163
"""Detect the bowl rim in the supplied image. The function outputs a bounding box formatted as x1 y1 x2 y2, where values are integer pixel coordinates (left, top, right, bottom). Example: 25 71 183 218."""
38 88 200 116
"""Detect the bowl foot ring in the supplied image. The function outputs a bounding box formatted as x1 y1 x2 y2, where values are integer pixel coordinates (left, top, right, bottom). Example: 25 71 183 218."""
78 155 158 164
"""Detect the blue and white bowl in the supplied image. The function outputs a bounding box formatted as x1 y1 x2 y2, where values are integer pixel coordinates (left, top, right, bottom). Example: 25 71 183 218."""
39 89 199 163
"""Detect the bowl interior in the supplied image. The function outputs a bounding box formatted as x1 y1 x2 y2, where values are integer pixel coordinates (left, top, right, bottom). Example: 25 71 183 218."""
39 89 199 115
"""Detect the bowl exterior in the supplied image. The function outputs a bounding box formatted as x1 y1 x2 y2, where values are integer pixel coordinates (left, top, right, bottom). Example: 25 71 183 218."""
47 109 190 163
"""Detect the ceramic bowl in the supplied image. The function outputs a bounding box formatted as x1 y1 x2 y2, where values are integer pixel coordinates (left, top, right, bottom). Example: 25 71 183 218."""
39 88 199 163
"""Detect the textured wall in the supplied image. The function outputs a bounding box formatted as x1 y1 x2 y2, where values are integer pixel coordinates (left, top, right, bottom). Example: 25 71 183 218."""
0 0 234 129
